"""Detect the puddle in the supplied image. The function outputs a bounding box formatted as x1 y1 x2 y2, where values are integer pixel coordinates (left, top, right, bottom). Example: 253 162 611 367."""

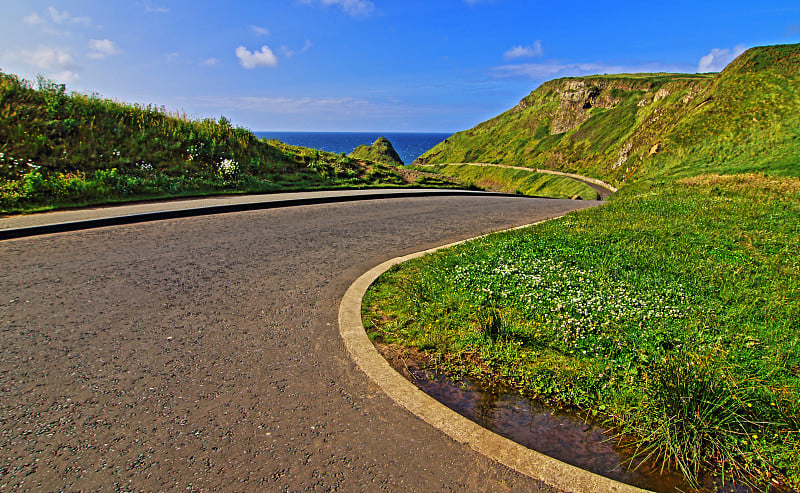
405 367 753 493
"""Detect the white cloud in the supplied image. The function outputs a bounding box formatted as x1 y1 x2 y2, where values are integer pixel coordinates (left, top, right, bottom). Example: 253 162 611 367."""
12 46 82 84
23 13 45 25
236 45 278 68
88 39 122 59
200 57 221 66
165 52 180 62
47 6 70 23
49 70 81 84
22 7 92 35
47 6 91 25
697 44 746 72
302 0 375 17
503 41 543 60
22 46 77 70
251 25 270 36
492 60 694 80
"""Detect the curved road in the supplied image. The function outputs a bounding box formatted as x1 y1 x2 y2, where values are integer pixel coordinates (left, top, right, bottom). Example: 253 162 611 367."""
1 195 598 491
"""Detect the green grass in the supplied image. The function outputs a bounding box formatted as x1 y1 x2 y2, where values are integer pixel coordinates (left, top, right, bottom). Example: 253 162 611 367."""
0 72 417 214
368 45 800 489
364 173 800 489
411 164 600 199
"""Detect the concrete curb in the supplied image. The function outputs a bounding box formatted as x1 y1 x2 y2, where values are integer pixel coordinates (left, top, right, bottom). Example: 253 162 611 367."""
338 221 650 493
0 189 517 241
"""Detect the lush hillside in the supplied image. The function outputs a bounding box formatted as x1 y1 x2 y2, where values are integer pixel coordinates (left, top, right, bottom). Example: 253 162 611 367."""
0 72 414 213
369 44 800 490
417 44 800 186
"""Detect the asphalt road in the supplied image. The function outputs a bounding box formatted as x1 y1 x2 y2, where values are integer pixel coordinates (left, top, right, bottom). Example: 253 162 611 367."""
0 195 599 491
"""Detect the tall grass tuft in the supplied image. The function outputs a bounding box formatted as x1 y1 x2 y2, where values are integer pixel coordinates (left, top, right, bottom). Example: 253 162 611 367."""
622 352 770 489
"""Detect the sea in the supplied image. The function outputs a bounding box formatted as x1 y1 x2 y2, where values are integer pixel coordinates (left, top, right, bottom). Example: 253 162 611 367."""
254 132 452 166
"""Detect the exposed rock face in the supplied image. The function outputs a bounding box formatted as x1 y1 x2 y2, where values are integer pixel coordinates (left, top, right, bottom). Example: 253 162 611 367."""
349 137 404 166
551 81 599 134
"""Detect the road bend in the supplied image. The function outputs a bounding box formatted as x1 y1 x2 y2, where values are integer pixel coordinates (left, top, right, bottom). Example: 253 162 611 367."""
0 195 598 491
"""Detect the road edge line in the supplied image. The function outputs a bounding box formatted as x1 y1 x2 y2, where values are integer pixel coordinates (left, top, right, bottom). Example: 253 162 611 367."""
0 190 526 240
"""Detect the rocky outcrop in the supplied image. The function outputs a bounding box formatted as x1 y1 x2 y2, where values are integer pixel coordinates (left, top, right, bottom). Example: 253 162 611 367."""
349 137 404 166
550 81 600 134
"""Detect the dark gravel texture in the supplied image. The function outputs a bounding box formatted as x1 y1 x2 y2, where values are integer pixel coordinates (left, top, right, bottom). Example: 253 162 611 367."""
0 195 598 491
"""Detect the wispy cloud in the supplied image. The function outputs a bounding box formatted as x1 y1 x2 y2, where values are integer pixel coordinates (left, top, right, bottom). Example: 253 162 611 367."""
200 57 221 66
40 70 80 84
235 45 279 68
23 6 92 35
301 0 375 17
251 25 270 36
140 2 169 14
23 13 45 26
21 46 78 70
697 44 746 72
503 41 543 60
88 39 122 59
279 40 313 58
196 95 394 118
47 6 91 25
12 45 82 84
492 60 694 80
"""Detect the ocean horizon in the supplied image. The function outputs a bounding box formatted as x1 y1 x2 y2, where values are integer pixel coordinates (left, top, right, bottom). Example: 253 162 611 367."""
254 132 451 166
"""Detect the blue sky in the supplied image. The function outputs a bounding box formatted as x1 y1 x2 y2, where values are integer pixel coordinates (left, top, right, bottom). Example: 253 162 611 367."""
2 1 799 132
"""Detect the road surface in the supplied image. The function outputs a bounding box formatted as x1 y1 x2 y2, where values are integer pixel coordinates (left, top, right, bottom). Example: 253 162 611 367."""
0 194 599 491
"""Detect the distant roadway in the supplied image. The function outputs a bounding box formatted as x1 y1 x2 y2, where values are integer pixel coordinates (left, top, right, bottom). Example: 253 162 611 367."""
0 194 598 491
415 163 618 200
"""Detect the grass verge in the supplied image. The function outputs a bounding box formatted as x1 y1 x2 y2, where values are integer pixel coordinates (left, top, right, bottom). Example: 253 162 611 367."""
363 173 800 490
0 70 451 214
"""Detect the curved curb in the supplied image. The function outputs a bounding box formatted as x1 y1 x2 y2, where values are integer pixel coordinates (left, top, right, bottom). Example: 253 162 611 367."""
0 189 518 241
338 221 650 493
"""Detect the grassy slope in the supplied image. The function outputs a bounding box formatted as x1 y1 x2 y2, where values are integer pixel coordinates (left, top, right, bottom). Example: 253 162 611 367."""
349 136 404 166
366 44 800 489
417 73 714 184
412 164 600 199
419 44 800 188
0 72 411 214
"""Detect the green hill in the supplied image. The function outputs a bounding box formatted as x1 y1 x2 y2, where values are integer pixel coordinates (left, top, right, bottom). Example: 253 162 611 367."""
417 44 800 186
0 72 414 213
349 136 404 166
368 44 800 490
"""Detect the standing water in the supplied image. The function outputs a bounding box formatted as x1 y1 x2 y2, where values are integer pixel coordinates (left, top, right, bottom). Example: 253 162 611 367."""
403 365 755 493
